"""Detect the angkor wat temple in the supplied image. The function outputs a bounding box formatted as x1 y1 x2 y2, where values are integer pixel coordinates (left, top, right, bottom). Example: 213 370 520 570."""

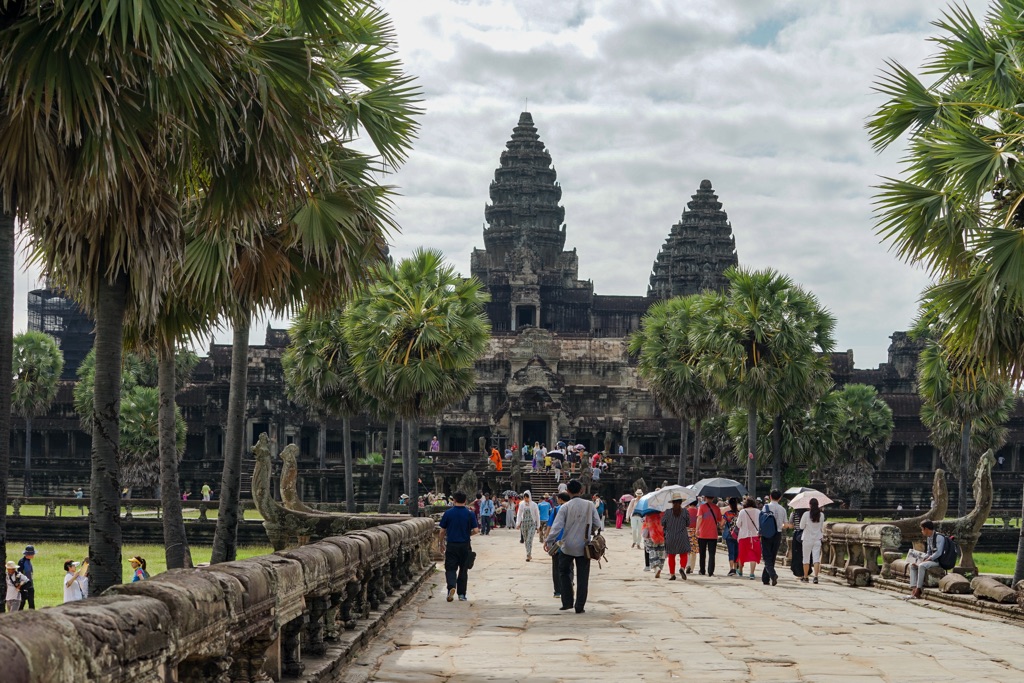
11 113 1024 509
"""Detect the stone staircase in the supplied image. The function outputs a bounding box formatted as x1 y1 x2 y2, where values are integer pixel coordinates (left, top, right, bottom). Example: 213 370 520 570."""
528 471 560 496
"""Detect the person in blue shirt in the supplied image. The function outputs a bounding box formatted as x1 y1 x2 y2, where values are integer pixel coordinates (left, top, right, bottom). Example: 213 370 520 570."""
537 497 552 542
549 492 571 598
17 546 36 610
439 491 478 602
479 493 495 535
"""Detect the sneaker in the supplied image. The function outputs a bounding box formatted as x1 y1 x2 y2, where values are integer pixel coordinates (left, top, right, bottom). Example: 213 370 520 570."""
812 577 818 584
644 567 651 572
575 608 585 614
771 577 778 586
458 595 468 601
686 567 692 574
679 571 687 581
553 593 561 598
447 588 456 602
727 569 736 577
736 572 743 578
669 575 676 581
749 575 755 580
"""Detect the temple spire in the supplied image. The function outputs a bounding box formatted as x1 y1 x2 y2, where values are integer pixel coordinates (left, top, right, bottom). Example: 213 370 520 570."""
482 112 566 265
648 179 738 299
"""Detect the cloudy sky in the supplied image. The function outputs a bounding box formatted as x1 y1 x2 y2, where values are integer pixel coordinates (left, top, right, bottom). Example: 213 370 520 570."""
11 0 990 368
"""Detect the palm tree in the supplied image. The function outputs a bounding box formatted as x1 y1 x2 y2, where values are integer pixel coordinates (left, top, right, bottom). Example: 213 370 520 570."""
283 305 379 513
345 249 491 517
629 296 716 484
728 391 843 491
11 331 64 497
74 348 194 497
916 332 1014 516
692 267 836 497
825 384 894 507
1 0 380 595
867 1 1024 582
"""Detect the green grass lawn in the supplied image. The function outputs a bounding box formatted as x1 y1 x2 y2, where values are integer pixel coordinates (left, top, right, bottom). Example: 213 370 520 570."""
5 542 273 608
974 552 1019 576
5 504 262 521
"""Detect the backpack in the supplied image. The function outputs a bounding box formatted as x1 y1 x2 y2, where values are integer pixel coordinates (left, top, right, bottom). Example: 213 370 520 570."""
585 526 608 566
936 533 959 570
759 505 779 539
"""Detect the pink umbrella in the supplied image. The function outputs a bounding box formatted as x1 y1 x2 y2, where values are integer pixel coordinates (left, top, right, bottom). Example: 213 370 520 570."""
619 494 634 503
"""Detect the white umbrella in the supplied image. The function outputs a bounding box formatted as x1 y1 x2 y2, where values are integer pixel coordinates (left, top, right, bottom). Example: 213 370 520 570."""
788 491 834 508
634 485 696 515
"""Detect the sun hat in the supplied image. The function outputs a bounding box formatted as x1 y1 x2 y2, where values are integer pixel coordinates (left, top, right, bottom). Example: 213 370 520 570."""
671 490 686 501
5 561 17 570
129 556 143 566
23 545 35 555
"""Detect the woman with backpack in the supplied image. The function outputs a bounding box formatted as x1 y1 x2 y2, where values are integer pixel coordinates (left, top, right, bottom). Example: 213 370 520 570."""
799 499 826 584
723 497 740 576
696 497 723 576
736 498 762 580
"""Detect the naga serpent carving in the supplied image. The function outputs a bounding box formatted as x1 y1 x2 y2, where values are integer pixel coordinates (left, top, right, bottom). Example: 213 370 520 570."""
891 468 948 548
279 443 320 514
251 433 408 550
935 450 995 572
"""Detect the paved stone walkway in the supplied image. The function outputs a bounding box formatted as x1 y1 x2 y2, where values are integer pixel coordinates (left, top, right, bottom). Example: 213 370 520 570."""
346 525 1024 682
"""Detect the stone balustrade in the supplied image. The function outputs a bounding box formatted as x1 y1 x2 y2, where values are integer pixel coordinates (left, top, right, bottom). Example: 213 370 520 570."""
822 521 902 582
0 517 435 683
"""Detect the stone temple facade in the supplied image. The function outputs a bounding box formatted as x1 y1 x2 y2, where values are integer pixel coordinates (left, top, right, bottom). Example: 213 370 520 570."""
10 112 1024 510
448 112 739 452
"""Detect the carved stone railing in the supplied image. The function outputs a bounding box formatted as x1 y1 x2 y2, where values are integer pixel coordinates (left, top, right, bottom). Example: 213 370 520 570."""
0 517 435 682
821 522 902 585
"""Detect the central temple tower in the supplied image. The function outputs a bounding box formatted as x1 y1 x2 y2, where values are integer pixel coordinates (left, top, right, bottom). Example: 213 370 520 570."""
471 112 597 334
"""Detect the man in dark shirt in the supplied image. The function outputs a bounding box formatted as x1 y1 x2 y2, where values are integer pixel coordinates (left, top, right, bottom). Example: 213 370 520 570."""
439 491 478 602
18 545 36 610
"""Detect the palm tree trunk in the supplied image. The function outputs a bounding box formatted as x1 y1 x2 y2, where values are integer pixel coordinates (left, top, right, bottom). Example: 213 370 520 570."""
317 421 327 470
958 421 971 517
22 416 31 497
400 419 410 495
0 200 13 571
771 414 783 493
159 350 191 569
379 418 396 513
692 419 703 485
677 418 688 486
89 272 129 596
747 406 758 498
343 415 355 513
406 417 419 517
211 318 250 564
1013 476 1024 584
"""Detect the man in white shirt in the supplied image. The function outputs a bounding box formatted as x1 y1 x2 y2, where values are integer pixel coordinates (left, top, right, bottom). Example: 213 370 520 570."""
760 489 789 586
63 560 86 603
545 480 603 614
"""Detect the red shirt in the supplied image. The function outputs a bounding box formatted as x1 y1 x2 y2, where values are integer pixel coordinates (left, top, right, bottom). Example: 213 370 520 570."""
696 503 722 539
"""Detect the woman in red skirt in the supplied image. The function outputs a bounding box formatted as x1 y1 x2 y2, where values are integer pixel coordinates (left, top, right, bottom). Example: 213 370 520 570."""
736 497 762 580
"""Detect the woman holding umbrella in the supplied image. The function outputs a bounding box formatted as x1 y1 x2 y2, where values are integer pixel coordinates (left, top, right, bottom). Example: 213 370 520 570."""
799 498 826 583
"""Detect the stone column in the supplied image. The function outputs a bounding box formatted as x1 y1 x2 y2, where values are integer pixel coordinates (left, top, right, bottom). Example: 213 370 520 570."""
903 444 912 472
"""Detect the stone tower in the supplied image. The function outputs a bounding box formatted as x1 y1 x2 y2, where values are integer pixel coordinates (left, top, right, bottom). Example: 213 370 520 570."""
471 113 596 334
648 179 739 299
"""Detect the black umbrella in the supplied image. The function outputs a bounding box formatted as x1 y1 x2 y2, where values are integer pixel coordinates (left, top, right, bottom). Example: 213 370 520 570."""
691 477 747 499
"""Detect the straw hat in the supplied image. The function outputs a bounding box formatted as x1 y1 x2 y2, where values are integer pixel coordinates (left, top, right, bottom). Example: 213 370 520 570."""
5 561 17 570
